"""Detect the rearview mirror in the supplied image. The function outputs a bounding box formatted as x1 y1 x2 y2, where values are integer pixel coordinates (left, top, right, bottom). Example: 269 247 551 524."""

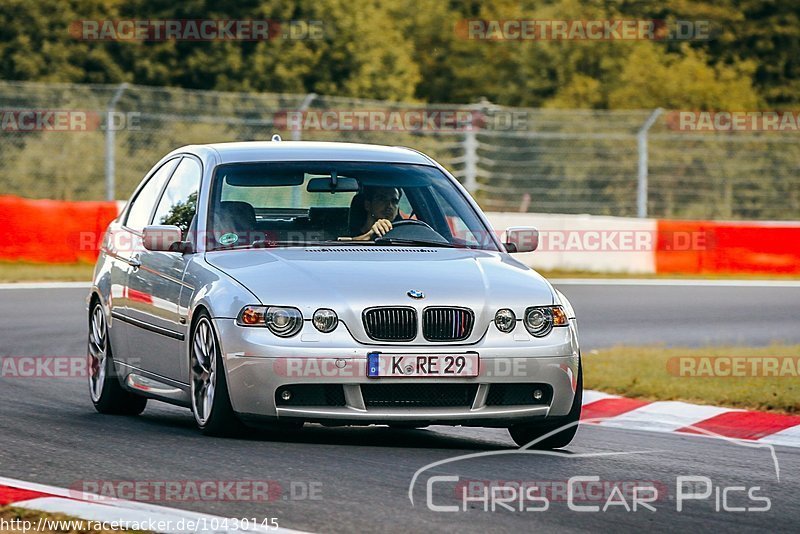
306 176 360 193
143 225 183 252
504 226 539 253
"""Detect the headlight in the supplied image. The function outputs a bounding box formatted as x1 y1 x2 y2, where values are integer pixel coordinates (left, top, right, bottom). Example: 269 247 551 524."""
494 309 516 333
237 305 303 337
312 308 338 333
523 305 568 337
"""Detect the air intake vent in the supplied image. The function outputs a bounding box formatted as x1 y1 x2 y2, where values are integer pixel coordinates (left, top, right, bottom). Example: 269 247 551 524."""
363 307 417 342
361 383 479 408
422 307 474 341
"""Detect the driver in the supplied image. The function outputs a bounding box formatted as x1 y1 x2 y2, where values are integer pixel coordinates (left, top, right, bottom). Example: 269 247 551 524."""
351 186 403 240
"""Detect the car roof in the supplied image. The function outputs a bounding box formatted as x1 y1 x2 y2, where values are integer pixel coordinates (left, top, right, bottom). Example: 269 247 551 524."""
173 141 434 165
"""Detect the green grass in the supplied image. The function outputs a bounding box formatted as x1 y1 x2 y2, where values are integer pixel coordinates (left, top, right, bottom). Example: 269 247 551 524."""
584 344 800 414
0 261 94 282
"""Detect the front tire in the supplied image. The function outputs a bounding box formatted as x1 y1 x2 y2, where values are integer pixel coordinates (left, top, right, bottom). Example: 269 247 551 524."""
507 360 583 449
190 312 242 436
88 302 147 415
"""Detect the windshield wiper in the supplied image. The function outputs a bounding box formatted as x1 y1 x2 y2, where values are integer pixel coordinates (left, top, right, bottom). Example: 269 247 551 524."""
242 240 369 249
373 237 457 248
250 240 353 248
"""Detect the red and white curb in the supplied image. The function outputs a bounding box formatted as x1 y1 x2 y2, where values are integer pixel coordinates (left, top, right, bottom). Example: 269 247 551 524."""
0 476 305 534
581 390 800 448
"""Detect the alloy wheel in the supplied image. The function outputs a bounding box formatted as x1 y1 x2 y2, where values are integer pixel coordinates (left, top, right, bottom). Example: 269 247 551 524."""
191 317 218 425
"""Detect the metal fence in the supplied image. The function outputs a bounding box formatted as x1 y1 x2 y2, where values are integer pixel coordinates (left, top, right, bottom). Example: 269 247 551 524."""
0 80 798 220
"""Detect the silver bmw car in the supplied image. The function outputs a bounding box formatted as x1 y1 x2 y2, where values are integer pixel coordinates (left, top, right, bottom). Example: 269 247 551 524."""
87 140 582 448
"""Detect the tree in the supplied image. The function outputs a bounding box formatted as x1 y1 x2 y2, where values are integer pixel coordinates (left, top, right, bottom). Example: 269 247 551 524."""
607 44 760 110
0 0 126 83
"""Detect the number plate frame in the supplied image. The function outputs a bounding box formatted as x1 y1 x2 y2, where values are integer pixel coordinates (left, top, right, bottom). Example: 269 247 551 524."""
366 352 480 378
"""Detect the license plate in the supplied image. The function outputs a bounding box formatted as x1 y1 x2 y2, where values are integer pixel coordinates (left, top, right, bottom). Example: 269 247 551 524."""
367 352 479 378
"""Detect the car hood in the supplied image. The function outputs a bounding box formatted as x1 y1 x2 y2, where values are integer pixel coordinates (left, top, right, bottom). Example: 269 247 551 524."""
205 247 555 344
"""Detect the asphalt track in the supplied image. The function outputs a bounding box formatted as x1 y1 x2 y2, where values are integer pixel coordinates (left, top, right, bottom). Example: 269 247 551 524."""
0 284 798 533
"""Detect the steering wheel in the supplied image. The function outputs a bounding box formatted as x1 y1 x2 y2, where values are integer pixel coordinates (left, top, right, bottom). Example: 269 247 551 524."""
390 219 435 231
376 218 450 245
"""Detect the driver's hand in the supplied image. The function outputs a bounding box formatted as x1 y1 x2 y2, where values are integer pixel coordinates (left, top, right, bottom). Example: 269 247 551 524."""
370 219 393 238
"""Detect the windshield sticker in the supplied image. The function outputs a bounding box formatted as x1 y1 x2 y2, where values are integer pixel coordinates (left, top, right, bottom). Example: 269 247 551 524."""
218 233 239 246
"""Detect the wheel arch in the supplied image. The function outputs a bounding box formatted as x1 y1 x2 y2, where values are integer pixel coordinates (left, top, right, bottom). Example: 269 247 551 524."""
186 302 231 379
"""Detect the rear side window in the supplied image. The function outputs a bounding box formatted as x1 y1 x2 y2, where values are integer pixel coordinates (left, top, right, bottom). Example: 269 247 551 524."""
125 158 180 230
152 158 202 234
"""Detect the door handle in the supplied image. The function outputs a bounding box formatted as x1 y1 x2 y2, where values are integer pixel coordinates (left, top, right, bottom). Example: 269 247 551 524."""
128 256 142 270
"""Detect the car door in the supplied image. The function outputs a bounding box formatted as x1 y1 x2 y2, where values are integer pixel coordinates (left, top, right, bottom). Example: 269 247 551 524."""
110 157 180 370
126 156 202 381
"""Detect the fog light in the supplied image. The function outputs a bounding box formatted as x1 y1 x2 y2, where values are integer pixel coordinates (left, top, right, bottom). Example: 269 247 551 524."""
281 389 292 401
532 389 543 400
312 308 338 333
494 309 516 333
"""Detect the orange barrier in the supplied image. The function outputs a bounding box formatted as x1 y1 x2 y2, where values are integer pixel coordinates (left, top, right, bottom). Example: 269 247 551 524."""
656 220 800 275
0 195 118 263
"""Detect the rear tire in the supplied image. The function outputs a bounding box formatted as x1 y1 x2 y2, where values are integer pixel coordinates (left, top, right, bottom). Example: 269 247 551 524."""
88 302 147 415
507 360 582 449
190 311 243 436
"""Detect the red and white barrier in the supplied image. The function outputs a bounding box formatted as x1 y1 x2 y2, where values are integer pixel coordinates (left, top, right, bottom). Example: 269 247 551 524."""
0 195 798 275
487 212 800 275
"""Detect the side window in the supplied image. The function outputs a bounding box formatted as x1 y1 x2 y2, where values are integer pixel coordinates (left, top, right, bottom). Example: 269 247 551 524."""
398 188 413 219
429 186 481 246
125 158 180 230
152 158 202 234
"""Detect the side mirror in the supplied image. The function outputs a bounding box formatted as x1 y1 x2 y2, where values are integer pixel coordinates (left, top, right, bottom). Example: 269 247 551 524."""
143 225 183 252
504 226 538 253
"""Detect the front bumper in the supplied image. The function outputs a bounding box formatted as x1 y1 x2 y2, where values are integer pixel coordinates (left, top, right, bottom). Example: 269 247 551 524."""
215 318 580 427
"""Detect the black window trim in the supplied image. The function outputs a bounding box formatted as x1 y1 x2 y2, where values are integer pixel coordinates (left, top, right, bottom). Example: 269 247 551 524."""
150 154 204 240
205 160 501 252
122 157 183 234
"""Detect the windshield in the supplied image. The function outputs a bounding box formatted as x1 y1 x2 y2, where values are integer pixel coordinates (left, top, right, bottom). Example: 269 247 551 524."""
206 161 499 251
